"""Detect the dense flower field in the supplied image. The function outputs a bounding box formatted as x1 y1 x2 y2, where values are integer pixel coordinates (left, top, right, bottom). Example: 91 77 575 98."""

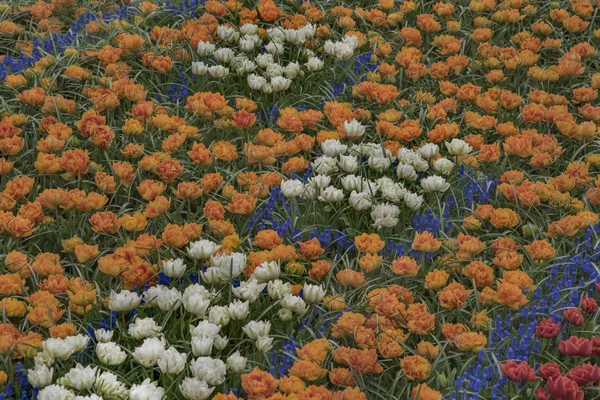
0 0 599 398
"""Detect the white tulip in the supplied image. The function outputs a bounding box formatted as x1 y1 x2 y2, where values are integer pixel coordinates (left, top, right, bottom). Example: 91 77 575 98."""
341 175 362 191
240 24 258 35
418 143 440 159
38 385 75 400
301 23 316 38
349 191 372 211
378 177 407 203
251 261 280 283
191 61 208 76
133 337 165 367
284 62 301 78
256 53 274 68
129 379 164 400
239 36 257 52
268 279 292 300
396 163 418 181
65 334 89 354
211 252 246 280
280 294 308 315
343 119 365 138
319 186 344 202
267 27 286 42
397 148 428 171
214 335 229 350
158 347 187 374
300 184 317 200
196 41 215 56
188 239 221 260
226 351 247 373
338 154 359 172
163 258 186 278
265 41 284 55
433 157 454 175
371 203 400 229
305 56 324 71
256 336 274 353
247 74 267 90
265 63 284 78
59 364 97 391
421 175 451 192
208 65 229 79
190 357 227 386
43 338 76 360
208 305 230 326
96 342 127 366
234 57 256 75
191 336 214 357
75 394 103 400
232 278 267 302
242 320 271 340
180 377 214 400
278 307 293 321
214 48 234 64
321 139 347 157
128 317 162 340
311 155 338 175
445 139 472 156
182 284 212 316
217 25 239 42
368 155 391 171
271 76 291 91
281 179 304 198
94 328 113 343
404 192 424 210
228 300 250 320
303 284 325 303
201 267 222 284
284 29 305 45
191 320 221 339
108 290 140 312
95 372 129 399
28 364 54 388
144 285 181 311
308 174 331 189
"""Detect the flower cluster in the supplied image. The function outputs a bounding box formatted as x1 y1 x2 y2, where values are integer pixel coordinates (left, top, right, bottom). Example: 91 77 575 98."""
0 0 599 399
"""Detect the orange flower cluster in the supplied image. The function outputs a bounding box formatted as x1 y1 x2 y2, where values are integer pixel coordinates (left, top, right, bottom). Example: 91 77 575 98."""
0 248 97 360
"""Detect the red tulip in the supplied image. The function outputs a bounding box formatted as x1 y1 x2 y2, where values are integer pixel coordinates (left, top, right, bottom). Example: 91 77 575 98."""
562 308 584 326
546 376 584 400
499 360 539 382
566 363 600 386
539 362 562 381
535 387 550 400
558 336 592 357
580 294 598 313
535 318 561 339
592 336 600 356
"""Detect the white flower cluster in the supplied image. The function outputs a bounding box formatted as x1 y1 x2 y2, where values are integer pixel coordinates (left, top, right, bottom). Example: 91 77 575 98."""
191 23 344 93
279 138 470 229
33 241 326 400
30 334 129 400
202 251 246 283
323 35 360 60
33 303 245 400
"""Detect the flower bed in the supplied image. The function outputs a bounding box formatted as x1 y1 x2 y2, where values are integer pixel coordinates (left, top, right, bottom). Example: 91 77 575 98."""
0 0 599 399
